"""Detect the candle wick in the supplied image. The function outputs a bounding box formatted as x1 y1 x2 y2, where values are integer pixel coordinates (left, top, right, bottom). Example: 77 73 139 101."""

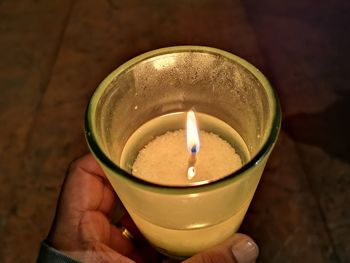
187 153 197 180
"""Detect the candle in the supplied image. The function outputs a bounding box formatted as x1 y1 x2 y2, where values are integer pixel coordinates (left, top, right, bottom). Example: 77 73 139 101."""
86 46 281 259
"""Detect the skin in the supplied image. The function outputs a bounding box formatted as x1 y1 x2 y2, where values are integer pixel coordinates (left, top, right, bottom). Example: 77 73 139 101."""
47 154 258 263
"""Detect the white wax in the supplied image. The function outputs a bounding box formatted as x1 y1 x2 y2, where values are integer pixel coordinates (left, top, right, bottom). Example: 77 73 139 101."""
132 129 242 185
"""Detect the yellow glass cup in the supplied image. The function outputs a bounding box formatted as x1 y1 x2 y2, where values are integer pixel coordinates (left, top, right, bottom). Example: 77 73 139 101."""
85 46 281 259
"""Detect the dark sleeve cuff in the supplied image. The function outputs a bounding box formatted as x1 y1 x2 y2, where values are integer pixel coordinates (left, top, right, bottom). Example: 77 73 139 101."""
37 241 81 263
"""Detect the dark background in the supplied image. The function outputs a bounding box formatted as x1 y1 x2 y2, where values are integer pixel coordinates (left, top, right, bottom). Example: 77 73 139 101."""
0 0 349 262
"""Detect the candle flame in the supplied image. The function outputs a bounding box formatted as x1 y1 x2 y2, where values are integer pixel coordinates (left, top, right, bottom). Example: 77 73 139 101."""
186 110 200 154
186 110 200 180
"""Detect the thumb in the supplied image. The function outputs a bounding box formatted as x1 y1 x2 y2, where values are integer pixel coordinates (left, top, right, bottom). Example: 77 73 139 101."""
183 234 259 263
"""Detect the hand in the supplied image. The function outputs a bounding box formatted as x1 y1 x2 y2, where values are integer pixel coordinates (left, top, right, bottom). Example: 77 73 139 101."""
47 154 259 263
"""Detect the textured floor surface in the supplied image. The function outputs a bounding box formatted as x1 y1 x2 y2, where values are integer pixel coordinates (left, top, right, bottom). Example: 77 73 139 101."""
0 0 349 262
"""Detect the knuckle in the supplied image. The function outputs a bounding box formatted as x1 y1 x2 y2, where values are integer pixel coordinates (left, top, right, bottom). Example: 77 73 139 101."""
68 159 79 173
67 157 86 176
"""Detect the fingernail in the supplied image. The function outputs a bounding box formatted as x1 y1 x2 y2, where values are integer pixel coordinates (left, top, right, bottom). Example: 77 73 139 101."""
231 238 259 263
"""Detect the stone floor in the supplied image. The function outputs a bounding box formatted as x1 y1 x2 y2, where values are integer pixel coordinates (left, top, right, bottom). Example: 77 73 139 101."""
0 0 349 262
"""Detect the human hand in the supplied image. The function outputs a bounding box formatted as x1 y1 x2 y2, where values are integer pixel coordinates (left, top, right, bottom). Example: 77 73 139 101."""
47 154 258 263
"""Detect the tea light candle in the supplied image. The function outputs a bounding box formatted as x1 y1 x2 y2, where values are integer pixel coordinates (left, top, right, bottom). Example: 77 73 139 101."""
132 110 242 185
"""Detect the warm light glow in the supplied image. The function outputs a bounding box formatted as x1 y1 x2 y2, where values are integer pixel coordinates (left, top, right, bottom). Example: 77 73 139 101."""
186 110 200 154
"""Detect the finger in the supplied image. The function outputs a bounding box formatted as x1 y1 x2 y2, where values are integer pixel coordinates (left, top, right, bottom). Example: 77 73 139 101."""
183 234 258 263
109 225 145 263
69 154 106 179
72 154 118 214
61 154 116 214
120 213 145 241
116 213 161 262
79 211 144 262
98 182 118 215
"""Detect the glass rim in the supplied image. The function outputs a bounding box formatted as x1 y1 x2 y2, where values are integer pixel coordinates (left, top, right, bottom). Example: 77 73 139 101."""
85 45 282 191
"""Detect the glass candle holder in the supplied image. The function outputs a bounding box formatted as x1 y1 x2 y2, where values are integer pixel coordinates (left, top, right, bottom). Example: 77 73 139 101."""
85 46 281 259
